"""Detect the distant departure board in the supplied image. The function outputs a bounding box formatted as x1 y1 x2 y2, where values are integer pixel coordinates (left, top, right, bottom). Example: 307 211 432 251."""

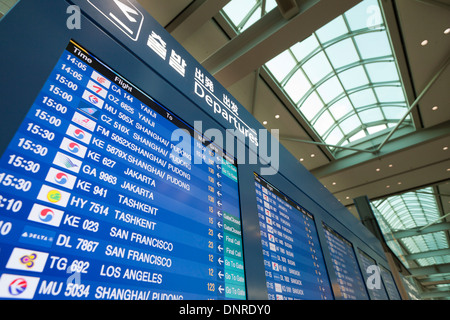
380 265 401 300
357 249 388 300
0 40 246 300
322 223 368 300
254 173 333 300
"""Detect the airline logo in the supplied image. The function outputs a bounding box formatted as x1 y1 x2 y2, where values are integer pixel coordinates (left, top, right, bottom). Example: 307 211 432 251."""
269 242 277 252
91 71 111 89
36 185 71 208
28 203 64 227
271 262 279 271
53 152 82 173
6 248 49 273
87 80 108 98
88 0 144 41
60 137 87 158
72 111 96 131
263 194 269 201
0 274 40 299
82 89 104 109
19 225 55 248
45 167 77 189
66 124 92 145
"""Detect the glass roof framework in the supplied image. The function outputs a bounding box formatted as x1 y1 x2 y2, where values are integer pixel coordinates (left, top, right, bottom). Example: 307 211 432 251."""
258 0 413 150
371 187 450 268
222 0 278 33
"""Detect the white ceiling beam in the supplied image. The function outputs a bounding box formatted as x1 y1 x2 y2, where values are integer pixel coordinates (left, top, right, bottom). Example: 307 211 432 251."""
165 0 231 43
202 0 362 87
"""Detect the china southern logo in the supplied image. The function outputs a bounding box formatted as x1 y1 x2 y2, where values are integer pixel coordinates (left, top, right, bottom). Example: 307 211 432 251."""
88 0 144 41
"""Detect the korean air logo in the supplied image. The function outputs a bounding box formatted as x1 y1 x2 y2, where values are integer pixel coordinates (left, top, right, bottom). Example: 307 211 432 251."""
39 208 55 222
54 172 68 185
74 129 85 140
88 0 144 41
68 142 80 154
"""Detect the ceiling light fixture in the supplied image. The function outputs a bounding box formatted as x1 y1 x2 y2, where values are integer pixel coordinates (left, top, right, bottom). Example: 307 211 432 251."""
376 168 381 172
443 146 448 151
299 158 304 162
421 39 429 46
275 115 280 119
263 121 268 125
432 106 439 111
444 28 450 35
310 154 315 158
332 182 337 186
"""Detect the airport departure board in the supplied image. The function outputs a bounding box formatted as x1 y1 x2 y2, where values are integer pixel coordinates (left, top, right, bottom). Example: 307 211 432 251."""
322 223 368 300
380 265 401 300
357 249 388 300
254 174 333 300
0 40 246 300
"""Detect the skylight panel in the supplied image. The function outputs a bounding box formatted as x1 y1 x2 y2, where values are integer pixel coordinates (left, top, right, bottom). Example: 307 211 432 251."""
325 38 359 69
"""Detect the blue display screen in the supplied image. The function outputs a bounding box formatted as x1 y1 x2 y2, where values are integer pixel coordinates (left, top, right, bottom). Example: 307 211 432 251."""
380 265 401 300
322 223 369 300
254 173 333 300
0 40 246 300
357 249 389 300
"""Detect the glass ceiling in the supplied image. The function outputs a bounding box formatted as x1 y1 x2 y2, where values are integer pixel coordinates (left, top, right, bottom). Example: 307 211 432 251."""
222 0 278 33
371 187 450 268
222 0 413 151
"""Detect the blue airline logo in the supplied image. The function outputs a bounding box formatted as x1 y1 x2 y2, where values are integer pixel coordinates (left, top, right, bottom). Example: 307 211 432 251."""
88 0 144 41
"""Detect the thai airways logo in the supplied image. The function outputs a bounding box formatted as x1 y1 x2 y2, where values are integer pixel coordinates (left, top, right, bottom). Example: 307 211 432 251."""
88 0 145 41
0 274 39 299
6 248 49 272
28 204 64 227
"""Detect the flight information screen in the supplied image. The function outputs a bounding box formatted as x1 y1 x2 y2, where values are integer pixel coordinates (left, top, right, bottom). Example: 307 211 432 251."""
380 265 401 300
0 40 246 300
357 249 388 300
322 223 368 300
254 173 333 300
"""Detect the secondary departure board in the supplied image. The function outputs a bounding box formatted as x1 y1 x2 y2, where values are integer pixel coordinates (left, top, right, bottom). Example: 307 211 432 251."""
380 265 401 300
0 40 246 300
357 249 388 300
322 223 368 300
254 173 333 300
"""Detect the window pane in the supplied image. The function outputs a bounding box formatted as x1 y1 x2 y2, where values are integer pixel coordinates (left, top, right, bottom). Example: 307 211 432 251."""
300 92 323 121
290 35 320 61
317 76 343 104
367 124 387 134
283 69 311 103
325 38 359 69
354 31 392 59
359 108 384 123
316 16 348 43
348 130 366 142
223 0 257 27
349 88 377 107
345 0 380 31
325 127 344 145
339 65 369 90
340 114 361 134
314 111 334 135
302 51 333 84
383 106 406 119
266 50 296 82
329 97 353 121
375 86 405 102
366 61 400 82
